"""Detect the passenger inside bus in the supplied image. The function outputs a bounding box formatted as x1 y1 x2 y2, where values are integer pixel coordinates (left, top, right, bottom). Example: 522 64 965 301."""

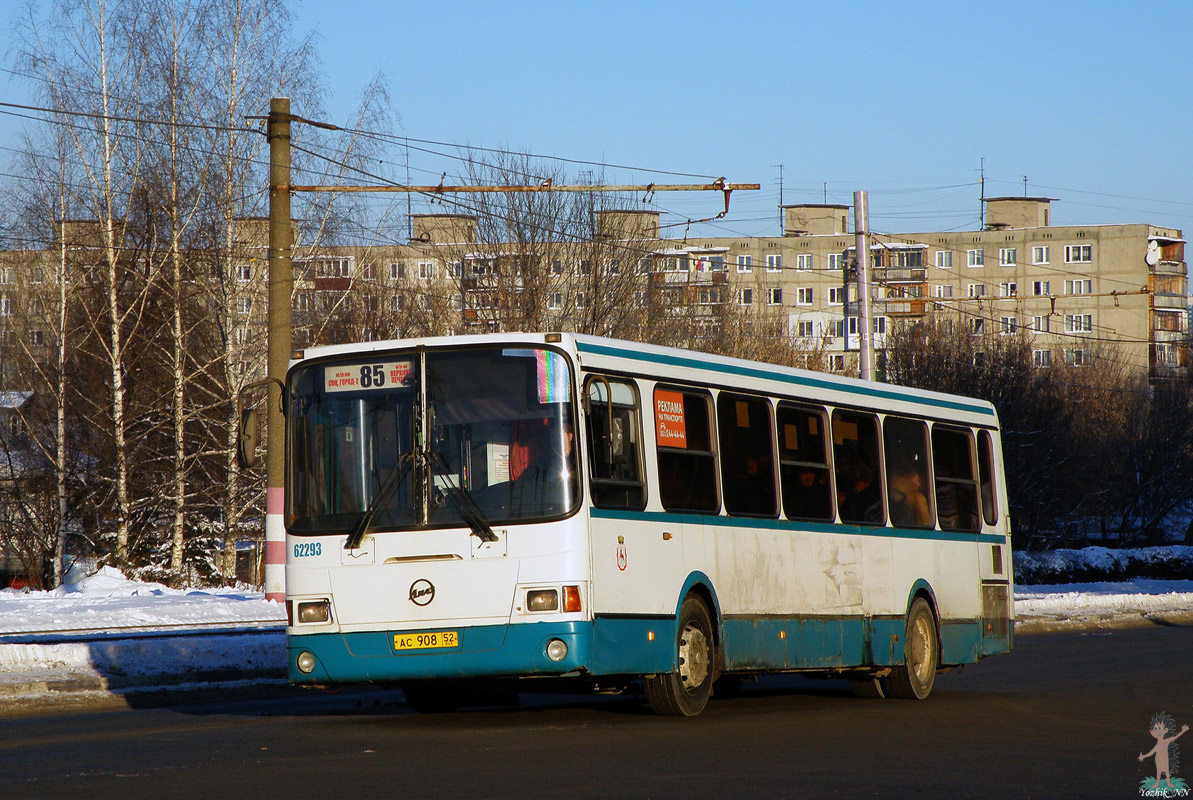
785 468 833 520
887 457 932 527
509 416 576 516
838 460 882 524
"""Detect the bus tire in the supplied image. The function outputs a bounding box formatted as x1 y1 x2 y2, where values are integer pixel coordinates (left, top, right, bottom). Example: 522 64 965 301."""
402 681 462 713
882 598 938 700
849 677 886 698
644 596 715 716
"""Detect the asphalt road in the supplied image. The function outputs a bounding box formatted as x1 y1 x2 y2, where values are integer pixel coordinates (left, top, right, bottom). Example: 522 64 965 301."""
1 624 1190 799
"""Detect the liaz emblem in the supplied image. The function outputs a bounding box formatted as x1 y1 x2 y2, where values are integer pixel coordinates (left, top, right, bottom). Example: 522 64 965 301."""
409 579 435 606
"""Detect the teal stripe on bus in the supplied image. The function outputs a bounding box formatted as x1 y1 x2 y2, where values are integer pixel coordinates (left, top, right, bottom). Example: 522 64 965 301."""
590 507 1007 545
575 339 996 417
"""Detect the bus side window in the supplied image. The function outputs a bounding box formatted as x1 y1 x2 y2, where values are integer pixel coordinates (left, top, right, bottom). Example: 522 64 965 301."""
777 403 833 522
654 387 719 514
585 377 646 510
883 417 934 529
717 393 777 518
931 426 980 532
832 410 884 525
977 430 998 527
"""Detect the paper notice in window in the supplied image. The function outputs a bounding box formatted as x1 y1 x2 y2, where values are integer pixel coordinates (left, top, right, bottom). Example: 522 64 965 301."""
655 389 688 448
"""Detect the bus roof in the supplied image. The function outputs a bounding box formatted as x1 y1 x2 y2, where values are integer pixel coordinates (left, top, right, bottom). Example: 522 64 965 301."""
291 332 998 426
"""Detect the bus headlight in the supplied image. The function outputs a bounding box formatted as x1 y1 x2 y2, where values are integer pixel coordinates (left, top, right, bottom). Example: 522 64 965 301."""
297 600 331 624
546 639 568 662
527 589 559 612
296 651 317 674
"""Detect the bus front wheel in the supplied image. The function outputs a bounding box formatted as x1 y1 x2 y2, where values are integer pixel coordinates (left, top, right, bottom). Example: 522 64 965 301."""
883 597 938 700
644 596 715 716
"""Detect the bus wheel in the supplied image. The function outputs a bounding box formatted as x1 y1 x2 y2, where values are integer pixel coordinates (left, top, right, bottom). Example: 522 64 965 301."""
402 681 462 713
644 596 715 716
883 598 938 700
849 677 886 698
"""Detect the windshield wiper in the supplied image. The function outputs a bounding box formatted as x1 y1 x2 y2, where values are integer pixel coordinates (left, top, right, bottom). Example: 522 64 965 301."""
428 451 499 544
344 452 416 550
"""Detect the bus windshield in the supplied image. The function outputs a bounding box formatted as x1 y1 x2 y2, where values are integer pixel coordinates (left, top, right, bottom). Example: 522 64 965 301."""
287 345 579 535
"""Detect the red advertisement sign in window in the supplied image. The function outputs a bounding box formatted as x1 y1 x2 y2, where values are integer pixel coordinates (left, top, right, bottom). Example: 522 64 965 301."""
655 389 688 448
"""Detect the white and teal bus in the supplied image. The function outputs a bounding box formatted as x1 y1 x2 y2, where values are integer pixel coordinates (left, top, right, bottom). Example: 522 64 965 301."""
280 332 1013 715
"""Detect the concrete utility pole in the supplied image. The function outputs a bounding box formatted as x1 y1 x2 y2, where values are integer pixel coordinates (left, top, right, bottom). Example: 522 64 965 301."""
853 190 874 381
264 98 291 603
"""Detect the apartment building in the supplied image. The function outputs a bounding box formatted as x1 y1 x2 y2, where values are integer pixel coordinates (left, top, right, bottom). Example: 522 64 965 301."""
1 199 1185 389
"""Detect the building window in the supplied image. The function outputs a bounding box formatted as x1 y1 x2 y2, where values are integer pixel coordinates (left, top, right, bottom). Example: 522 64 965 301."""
390 294 404 312
797 320 815 338
998 248 1017 267
967 283 985 298
239 298 252 314
736 255 752 273
548 292 562 310
29 329 44 346
738 288 753 306
828 354 845 371
1064 245 1093 263
767 254 784 272
1032 246 1050 265
828 286 844 305
1065 348 1092 366
827 253 843 271
967 249 984 268
766 288 783 305
934 284 953 298
0 296 10 316
935 250 953 269
1064 279 1092 295
1155 310 1184 332
575 292 587 309
578 260 592 276
797 254 814 271
1064 313 1092 333
389 262 403 280
1000 316 1017 335
971 318 985 335
237 264 252 282
418 261 435 280
1156 343 1179 366
0 268 13 284
32 267 45 284
1032 280 1050 296
796 287 813 306
1033 349 1052 367
448 261 462 279
999 282 1017 297
1031 315 1050 333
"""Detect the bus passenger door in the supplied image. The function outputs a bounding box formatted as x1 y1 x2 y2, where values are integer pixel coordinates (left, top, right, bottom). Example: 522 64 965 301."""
585 377 683 616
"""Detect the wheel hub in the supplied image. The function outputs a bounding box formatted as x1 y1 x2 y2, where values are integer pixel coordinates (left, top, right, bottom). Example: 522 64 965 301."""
678 623 710 690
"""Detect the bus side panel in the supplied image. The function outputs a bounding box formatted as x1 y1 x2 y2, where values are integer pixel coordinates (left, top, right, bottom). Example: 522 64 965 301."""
701 525 870 671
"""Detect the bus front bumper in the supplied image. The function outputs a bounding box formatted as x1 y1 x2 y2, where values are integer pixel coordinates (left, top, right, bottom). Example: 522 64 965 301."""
289 621 594 684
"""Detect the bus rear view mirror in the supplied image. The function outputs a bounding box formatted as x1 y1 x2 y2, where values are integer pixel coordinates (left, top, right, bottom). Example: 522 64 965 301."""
238 408 259 469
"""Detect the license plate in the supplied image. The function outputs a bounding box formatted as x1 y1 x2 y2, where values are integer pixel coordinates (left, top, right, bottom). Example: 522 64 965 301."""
393 630 460 651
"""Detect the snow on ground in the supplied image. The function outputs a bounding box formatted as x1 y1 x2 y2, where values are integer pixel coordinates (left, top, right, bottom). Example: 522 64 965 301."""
0 564 1189 691
0 566 284 634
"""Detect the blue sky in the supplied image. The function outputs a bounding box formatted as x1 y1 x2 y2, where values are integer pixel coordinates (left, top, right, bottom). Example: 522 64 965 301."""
5 1 1192 239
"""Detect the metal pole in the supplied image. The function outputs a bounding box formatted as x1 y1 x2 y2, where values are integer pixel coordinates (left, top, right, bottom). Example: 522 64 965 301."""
853 190 873 381
265 97 292 602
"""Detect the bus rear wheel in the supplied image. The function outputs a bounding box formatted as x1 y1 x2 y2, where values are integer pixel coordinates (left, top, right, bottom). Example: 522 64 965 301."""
882 597 938 700
644 596 715 716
